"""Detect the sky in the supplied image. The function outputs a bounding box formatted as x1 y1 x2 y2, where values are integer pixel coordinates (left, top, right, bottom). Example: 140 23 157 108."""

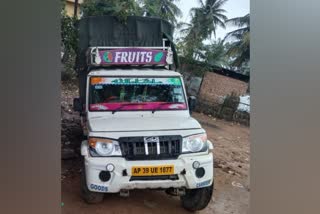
175 0 250 41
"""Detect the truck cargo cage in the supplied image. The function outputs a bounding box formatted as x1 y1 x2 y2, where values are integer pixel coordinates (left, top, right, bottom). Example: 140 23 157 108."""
88 39 173 68
76 16 178 106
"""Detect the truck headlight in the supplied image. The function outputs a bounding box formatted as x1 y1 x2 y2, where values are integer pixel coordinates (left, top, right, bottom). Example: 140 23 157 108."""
88 138 122 157
182 133 208 153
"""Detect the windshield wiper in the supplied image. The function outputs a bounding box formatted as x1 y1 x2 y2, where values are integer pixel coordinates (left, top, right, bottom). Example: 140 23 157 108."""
151 102 183 114
111 103 145 114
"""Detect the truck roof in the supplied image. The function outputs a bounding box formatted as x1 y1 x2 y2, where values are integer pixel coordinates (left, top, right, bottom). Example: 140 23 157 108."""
88 68 182 77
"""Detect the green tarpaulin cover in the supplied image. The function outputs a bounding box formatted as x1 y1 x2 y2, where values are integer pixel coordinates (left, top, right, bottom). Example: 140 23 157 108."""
75 15 178 104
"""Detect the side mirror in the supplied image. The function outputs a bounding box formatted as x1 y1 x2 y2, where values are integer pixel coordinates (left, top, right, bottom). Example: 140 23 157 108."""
188 96 197 115
73 98 83 112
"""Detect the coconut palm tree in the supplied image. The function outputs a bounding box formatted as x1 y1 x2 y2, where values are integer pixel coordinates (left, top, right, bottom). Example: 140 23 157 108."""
179 0 228 59
225 14 249 40
176 21 200 58
201 40 231 68
142 0 182 25
224 13 250 67
189 0 228 39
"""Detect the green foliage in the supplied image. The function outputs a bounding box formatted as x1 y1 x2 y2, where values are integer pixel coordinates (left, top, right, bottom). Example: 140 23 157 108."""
177 0 228 59
223 91 240 109
219 91 240 121
61 15 78 81
142 0 182 25
240 61 250 75
177 38 234 75
195 39 231 68
60 0 67 16
61 15 78 55
225 14 250 39
81 0 142 22
190 0 228 38
61 48 77 82
61 0 78 81
224 13 250 67
81 0 182 25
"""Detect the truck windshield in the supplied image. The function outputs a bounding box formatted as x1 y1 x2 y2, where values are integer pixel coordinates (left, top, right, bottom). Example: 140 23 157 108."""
89 77 187 112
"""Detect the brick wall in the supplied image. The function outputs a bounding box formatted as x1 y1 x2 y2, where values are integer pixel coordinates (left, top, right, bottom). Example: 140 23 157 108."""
198 72 248 104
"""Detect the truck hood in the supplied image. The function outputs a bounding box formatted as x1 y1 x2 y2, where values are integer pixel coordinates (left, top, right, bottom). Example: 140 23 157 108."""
88 116 202 132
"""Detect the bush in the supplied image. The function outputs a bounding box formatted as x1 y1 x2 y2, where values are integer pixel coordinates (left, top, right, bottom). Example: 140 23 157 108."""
218 92 240 121
61 11 78 82
61 49 77 82
222 92 240 110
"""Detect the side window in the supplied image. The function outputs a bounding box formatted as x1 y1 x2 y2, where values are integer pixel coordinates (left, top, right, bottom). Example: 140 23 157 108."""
173 87 184 102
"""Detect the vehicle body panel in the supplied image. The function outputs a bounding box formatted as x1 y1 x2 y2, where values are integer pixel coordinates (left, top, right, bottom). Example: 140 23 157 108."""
81 141 214 193
80 68 214 193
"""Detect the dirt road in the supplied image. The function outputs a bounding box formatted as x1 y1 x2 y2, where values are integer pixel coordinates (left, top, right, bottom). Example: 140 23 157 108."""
62 168 249 214
61 85 250 213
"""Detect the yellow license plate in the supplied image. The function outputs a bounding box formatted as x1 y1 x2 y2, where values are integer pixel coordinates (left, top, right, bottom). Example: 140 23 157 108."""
131 165 174 176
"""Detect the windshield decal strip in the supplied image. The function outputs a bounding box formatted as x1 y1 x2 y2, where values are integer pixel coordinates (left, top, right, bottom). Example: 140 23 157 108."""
88 76 187 112
90 77 181 86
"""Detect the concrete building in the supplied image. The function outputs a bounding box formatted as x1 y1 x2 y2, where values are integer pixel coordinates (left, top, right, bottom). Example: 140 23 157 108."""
65 0 83 18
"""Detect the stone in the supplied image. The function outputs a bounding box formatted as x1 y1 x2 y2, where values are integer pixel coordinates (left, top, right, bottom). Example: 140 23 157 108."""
62 148 76 160
144 200 157 208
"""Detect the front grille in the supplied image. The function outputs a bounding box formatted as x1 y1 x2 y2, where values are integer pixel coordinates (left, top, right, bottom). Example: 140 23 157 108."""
119 136 182 160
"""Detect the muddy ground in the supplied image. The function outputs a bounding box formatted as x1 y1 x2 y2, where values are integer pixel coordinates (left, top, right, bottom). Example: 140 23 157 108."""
61 84 250 214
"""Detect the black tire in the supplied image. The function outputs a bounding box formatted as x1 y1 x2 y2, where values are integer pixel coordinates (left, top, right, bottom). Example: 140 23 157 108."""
80 166 104 204
181 183 214 212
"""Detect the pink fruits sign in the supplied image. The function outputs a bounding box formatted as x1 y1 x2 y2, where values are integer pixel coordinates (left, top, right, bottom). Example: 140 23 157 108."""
98 48 167 65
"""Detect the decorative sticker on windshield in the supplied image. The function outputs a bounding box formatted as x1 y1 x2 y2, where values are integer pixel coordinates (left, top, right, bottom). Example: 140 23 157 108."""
94 85 103 89
90 102 187 111
91 77 104 85
90 77 182 86
167 78 181 85
89 77 186 112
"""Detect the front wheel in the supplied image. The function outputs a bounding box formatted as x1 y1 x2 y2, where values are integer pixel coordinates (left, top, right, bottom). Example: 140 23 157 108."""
80 165 104 204
181 183 214 211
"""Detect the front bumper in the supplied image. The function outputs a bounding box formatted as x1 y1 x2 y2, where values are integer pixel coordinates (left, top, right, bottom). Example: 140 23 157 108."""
82 143 214 193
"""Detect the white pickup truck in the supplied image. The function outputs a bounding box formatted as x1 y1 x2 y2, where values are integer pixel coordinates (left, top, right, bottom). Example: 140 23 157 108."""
73 18 214 211
74 66 214 211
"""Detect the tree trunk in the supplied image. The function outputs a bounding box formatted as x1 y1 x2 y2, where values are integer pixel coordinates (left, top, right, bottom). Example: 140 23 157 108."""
74 0 79 18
